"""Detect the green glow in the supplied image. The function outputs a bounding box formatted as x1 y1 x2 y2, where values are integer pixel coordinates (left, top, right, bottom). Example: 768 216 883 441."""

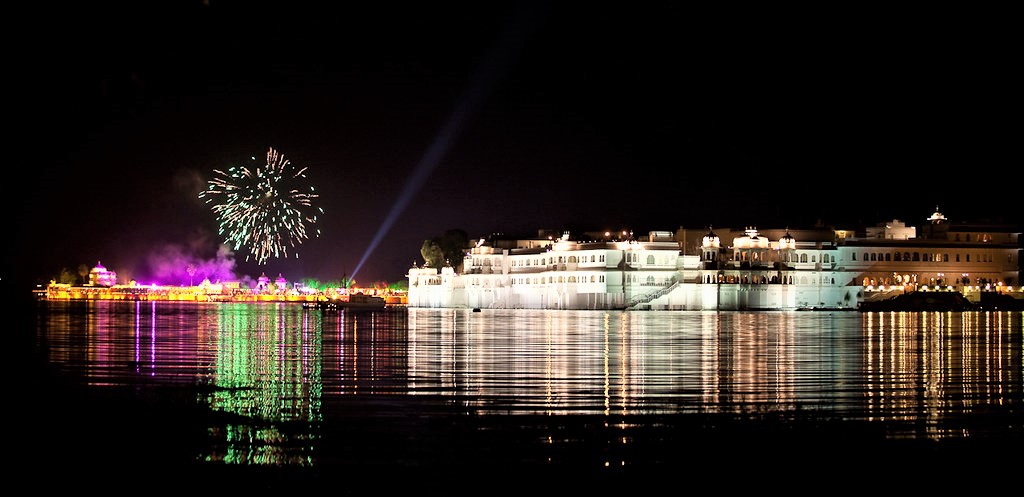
201 303 323 466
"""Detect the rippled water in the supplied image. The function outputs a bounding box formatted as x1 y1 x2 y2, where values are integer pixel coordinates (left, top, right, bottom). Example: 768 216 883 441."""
27 300 1024 489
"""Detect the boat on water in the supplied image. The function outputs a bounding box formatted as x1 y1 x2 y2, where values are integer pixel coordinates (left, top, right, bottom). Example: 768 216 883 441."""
303 292 387 311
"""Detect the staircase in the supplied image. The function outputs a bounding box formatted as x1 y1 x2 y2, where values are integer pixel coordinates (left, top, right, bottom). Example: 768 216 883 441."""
626 281 680 309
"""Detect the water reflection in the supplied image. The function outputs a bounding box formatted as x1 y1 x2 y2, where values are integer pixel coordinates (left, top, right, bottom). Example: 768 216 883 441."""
406 309 870 417
203 303 322 466
35 301 1023 470
862 310 1023 440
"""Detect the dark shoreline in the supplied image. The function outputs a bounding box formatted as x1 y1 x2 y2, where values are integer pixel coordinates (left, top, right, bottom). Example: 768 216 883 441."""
859 291 1024 311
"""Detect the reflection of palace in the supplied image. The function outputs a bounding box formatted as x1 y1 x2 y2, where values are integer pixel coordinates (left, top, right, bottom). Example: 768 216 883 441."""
405 308 1022 441
405 309 856 417
408 208 1021 310
861 311 1023 440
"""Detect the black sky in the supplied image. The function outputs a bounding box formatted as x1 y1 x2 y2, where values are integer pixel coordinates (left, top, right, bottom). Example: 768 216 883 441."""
8 1 1020 290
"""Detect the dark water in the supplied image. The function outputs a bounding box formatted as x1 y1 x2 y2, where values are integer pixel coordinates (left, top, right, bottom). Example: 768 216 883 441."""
21 300 1023 492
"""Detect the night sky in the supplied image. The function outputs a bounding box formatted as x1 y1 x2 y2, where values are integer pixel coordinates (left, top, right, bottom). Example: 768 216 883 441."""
8 2 1020 291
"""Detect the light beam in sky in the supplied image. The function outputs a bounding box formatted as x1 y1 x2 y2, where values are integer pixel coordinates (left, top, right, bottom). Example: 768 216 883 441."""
349 3 547 281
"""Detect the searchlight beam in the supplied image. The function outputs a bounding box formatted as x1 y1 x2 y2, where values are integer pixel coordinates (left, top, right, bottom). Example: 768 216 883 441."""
350 4 546 281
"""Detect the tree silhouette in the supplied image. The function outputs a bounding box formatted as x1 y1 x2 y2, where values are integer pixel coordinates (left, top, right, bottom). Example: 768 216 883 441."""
420 239 444 269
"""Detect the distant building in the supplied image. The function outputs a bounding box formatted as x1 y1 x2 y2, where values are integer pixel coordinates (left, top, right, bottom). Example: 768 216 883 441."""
865 219 916 240
407 208 1022 310
256 272 271 292
88 261 117 287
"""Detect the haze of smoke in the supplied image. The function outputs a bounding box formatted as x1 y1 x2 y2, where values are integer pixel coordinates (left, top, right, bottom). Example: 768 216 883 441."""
146 243 238 286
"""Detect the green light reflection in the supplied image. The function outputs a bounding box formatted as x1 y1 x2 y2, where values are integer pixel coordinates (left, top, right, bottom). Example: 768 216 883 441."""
201 303 323 466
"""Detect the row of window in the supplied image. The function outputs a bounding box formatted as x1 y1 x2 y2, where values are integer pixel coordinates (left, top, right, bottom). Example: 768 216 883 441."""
707 253 837 264
501 274 843 286
506 254 607 267
717 251 1005 264
509 275 607 285
497 274 678 286
853 252 1000 263
955 233 993 242
700 275 837 285
478 249 1011 270
491 252 676 268
783 253 835 263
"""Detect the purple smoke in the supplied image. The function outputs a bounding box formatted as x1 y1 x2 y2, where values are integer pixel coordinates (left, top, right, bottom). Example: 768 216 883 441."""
145 243 239 286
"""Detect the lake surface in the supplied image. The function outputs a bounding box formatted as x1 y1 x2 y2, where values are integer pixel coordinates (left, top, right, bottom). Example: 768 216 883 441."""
21 300 1023 492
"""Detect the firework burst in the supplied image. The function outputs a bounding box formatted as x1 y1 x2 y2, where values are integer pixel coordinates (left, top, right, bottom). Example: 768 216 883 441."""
199 147 322 265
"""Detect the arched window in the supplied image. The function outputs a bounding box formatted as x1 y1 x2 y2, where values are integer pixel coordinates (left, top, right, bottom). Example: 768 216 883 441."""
885 253 891 261
647 254 655 265
904 252 910 261
913 252 920 261
569 256 577 263
800 253 808 263
646 275 655 285
870 253 876 261
894 252 901 261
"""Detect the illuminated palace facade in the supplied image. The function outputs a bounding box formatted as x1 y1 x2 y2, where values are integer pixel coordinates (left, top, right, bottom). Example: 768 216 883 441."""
406 208 1022 311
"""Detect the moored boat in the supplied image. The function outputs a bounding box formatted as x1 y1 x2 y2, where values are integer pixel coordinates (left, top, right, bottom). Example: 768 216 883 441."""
303 293 386 311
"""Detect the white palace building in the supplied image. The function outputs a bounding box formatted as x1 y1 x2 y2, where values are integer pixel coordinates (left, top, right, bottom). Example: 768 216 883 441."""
406 208 1022 311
